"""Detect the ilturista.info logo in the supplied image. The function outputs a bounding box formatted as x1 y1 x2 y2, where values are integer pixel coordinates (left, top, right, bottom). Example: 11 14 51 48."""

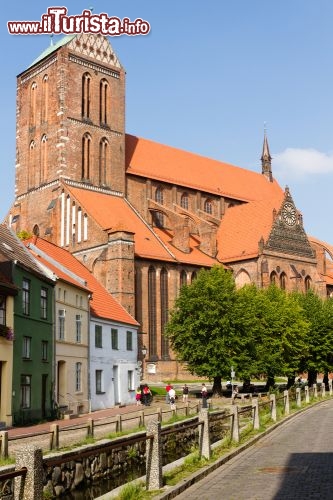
8 7 151 36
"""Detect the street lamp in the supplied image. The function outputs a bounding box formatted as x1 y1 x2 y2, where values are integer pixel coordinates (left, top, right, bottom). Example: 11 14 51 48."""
141 345 147 380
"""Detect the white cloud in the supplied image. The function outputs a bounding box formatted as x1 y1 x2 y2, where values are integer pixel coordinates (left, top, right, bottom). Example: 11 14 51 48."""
273 148 333 179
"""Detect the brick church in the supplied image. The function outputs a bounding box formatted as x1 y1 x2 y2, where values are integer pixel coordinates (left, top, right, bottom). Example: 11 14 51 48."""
7 33 333 380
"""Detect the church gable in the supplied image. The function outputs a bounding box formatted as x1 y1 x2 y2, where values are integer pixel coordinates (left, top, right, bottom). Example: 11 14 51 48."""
67 33 122 68
264 188 315 259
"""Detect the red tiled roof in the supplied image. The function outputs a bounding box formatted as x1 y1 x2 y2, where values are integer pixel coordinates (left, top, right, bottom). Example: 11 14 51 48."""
153 228 217 266
125 134 283 202
65 186 175 262
217 194 285 262
24 237 138 326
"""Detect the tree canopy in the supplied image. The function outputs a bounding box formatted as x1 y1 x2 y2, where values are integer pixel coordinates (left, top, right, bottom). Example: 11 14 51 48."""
165 265 331 392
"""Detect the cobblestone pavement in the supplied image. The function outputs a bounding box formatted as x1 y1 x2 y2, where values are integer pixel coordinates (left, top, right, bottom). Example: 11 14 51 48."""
175 399 333 500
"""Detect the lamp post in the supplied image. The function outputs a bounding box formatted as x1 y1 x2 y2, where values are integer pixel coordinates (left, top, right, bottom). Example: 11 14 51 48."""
141 345 147 380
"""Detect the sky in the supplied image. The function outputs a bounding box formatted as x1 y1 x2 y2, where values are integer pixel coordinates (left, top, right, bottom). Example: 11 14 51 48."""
1 1 333 244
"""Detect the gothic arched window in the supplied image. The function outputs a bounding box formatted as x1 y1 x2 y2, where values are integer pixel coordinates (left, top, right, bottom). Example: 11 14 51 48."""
270 271 277 285
30 82 37 128
204 199 213 215
99 79 109 125
99 137 109 185
180 193 189 210
305 276 312 292
148 266 157 358
82 73 91 119
160 268 169 359
82 133 91 180
280 272 287 290
180 270 187 287
42 75 49 123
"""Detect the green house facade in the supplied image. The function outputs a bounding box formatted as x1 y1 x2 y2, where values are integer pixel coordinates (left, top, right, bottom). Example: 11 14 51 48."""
0 225 55 425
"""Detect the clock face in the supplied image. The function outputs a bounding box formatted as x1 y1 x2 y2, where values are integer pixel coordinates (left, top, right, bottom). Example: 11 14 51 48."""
282 202 297 226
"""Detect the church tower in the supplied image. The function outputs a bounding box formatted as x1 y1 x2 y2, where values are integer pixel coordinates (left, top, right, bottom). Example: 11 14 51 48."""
261 130 273 182
15 33 126 199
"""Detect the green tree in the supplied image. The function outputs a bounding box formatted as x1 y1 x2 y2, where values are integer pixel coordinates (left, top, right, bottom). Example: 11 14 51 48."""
293 290 333 386
165 265 237 394
254 286 309 389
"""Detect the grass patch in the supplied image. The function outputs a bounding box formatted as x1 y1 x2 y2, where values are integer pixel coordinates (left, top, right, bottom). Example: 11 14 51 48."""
0 456 15 466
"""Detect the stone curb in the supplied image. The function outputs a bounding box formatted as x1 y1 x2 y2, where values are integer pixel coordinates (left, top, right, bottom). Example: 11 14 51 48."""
153 398 329 500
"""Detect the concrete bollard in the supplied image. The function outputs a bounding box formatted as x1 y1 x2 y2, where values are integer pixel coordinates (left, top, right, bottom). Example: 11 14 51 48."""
50 424 59 450
139 410 145 427
15 445 43 500
252 398 260 430
87 418 94 438
321 383 326 398
115 415 122 433
305 385 310 404
0 431 9 459
198 409 211 459
283 390 290 415
296 387 301 407
313 384 318 398
270 394 277 422
231 405 240 443
329 379 332 396
146 420 163 490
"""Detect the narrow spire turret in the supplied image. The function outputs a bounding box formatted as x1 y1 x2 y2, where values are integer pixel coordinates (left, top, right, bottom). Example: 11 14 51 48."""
261 126 273 182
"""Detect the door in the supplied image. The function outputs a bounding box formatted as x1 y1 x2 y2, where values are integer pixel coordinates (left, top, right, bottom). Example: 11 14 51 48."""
41 374 48 418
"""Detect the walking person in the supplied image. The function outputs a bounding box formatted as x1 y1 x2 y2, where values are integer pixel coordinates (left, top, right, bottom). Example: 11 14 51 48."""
182 384 189 403
168 385 177 410
142 384 152 406
201 383 208 408
165 382 171 403
135 387 142 406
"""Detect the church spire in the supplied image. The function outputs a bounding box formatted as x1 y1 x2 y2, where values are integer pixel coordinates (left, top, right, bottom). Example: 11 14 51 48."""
261 126 273 182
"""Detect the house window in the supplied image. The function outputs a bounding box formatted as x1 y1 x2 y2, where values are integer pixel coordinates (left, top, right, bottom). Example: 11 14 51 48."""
75 362 82 392
128 370 134 391
42 341 48 361
126 331 133 351
95 325 102 348
20 375 31 409
0 295 6 325
40 287 48 319
76 315 82 343
58 309 65 340
111 328 118 350
22 279 30 316
23 336 31 359
204 199 213 215
180 193 189 210
96 370 103 393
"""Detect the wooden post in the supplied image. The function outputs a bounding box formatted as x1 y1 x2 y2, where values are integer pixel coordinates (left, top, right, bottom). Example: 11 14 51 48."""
49 424 59 450
0 431 8 458
232 405 240 443
270 394 276 422
252 398 260 430
283 390 290 415
87 418 94 438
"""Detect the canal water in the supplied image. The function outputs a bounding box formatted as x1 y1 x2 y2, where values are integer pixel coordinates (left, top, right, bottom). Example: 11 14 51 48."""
61 465 145 499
